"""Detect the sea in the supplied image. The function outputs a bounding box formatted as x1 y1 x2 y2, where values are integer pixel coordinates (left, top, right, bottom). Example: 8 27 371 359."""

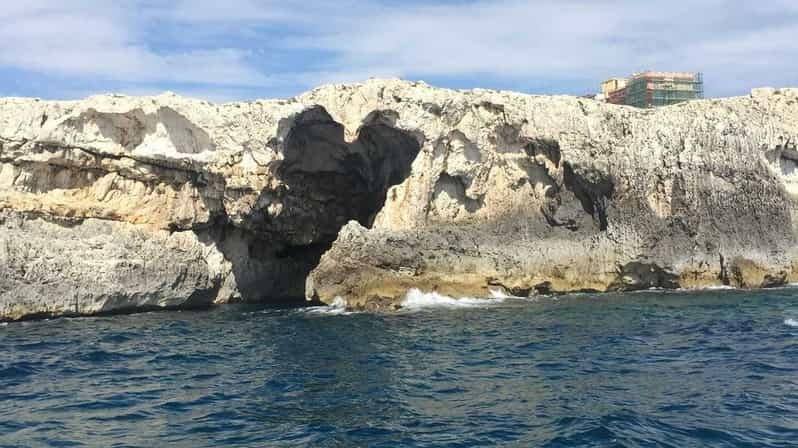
1 287 797 447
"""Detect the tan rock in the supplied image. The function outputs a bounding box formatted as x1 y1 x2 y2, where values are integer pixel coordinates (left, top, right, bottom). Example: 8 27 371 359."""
305 80 798 308
2 78 798 318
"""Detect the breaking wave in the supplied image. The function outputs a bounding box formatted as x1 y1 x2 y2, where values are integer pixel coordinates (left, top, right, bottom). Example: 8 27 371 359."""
785 318 798 327
400 289 508 311
303 297 353 316
488 288 528 299
678 284 737 292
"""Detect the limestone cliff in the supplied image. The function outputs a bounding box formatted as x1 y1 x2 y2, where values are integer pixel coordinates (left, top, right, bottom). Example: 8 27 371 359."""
0 86 420 319
1 80 796 319
305 83 798 310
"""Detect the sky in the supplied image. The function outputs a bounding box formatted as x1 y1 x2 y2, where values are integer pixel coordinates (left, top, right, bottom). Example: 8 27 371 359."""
1 0 796 102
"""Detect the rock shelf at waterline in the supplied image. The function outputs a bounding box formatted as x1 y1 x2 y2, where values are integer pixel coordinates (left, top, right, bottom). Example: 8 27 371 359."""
1 80 798 319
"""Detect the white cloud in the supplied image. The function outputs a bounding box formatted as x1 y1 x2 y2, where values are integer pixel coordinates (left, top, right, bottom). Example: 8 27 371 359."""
0 0 796 99
300 0 798 96
157 0 293 23
0 1 270 87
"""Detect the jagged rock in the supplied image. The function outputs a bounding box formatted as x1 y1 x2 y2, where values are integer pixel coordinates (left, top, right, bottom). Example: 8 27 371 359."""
1 80 797 318
0 86 422 319
305 82 798 310
0 211 226 320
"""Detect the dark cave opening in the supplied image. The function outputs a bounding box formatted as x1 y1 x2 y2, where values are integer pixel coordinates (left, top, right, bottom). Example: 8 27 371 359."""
277 106 421 244
563 162 615 231
224 106 422 302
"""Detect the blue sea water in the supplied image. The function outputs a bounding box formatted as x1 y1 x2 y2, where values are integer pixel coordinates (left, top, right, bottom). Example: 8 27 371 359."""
1 288 798 447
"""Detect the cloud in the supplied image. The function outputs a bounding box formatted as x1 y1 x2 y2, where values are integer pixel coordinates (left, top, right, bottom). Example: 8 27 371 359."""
301 0 798 96
0 1 270 88
0 0 796 99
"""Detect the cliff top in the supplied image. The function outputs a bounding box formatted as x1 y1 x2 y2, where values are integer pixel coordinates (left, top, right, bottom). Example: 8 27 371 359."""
1 78 796 168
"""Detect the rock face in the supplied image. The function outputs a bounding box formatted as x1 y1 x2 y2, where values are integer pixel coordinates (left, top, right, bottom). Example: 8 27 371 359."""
305 83 798 310
1 80 797 319
0 86 421 319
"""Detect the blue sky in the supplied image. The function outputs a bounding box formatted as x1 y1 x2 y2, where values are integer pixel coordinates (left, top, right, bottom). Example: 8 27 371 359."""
1 0 796 102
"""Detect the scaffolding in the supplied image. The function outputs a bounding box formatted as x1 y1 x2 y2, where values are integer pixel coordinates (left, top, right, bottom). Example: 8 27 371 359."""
624 72 704 108
606 86 626 105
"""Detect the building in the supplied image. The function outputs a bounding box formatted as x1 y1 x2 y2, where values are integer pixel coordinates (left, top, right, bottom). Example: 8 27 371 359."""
601 72 704 108
624 72 704 108
606 86 626 105
601 78 627 96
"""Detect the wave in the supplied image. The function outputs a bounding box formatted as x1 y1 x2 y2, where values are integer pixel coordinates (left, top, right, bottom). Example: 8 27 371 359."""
303 297 354 316
678 284 737 292
400 289 508 311
488 288 536 299
785 318 798 327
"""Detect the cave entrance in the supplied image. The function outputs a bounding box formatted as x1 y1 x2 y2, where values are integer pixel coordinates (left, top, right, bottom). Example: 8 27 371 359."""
277 106 421 245
261 106 421 299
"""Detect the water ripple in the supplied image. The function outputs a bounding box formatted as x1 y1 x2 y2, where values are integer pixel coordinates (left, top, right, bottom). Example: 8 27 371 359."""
1 291 797 446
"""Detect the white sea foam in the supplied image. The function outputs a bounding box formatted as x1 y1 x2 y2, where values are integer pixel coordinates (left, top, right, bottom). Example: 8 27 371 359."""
785 318 798 327
304 297 353 316
0 322 8 327
678 284 737 292
400 289 507 311
488 288 527 299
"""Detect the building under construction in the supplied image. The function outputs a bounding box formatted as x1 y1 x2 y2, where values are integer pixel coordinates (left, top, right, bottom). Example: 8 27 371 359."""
603 72 704 108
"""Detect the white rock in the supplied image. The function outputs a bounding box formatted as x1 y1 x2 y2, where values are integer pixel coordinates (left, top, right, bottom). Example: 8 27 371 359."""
1 79 798 318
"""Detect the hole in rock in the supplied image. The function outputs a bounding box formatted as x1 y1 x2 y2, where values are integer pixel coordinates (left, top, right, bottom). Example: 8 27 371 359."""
563 162 614 231
277 106 421 242
220 106 422 302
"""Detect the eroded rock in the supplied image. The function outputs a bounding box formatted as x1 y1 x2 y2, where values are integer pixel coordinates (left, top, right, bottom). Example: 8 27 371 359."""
305 82 798 310
0 87 422 319
2 80 798 318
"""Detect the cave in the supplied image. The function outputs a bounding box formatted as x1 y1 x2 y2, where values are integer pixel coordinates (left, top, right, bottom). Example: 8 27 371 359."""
563 162 615 231
227 106 422 301
275 106 421 244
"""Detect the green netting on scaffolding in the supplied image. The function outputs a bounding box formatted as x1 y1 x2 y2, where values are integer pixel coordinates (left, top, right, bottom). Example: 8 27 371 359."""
625 73 704 108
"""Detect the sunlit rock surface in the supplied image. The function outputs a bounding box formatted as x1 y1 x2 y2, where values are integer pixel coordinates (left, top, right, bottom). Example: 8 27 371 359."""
1 80 797 318
0 85 420 319
305 82 798 310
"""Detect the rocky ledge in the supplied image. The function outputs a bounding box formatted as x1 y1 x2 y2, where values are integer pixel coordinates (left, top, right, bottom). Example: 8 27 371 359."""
1 80 797 319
